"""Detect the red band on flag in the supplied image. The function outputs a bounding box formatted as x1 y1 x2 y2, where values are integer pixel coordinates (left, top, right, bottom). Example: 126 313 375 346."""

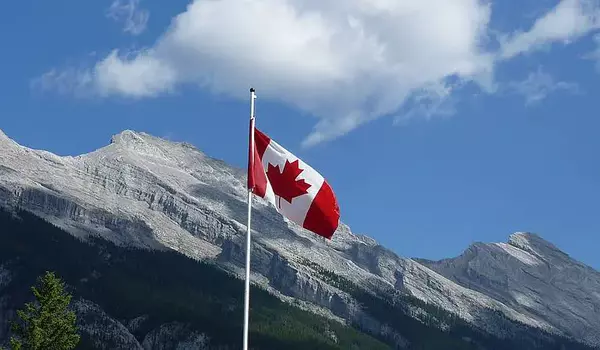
248 126 271 197
254 128 270 158
303 181 340 239
247 119 256 190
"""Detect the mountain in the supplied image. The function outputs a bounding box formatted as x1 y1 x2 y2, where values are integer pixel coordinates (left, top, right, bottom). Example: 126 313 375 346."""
0 128 598 349
419 232 600 345
0 208 392 350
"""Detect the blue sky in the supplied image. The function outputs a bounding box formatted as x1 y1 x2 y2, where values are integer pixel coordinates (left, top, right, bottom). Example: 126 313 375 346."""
1 0 599 268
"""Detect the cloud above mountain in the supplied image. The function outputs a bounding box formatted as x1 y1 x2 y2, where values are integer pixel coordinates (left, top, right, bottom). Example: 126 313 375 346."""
106 0 149 36
499 0 600 60
507 67 580 105
38 0 600 146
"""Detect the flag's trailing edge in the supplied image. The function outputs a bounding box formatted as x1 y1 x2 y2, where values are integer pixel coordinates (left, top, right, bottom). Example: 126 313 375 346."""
248 127 340 239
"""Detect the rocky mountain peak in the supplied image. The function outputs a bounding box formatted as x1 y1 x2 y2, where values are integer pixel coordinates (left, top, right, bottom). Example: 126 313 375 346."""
109 130 157 149
507 231 568 262
105 129 208 163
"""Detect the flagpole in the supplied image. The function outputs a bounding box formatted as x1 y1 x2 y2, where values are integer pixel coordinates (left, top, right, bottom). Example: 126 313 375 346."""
243 87 257 350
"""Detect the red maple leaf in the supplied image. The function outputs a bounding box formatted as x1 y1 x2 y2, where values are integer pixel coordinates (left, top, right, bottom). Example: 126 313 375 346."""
266 159 311 207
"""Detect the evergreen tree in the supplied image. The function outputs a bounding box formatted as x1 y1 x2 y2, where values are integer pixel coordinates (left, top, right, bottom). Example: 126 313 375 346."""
9 271 80 350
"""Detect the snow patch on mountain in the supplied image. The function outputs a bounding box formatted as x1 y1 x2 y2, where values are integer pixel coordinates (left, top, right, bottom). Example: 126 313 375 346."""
494 242 542 267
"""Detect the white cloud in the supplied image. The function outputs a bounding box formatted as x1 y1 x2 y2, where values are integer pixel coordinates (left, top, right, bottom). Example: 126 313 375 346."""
38 0 600 146
94 50 177 97
31 68 94 98
508 68 580 105
393 82 457 126
500 0 600 60
583 34 600 70
96 0 496 146
107 0 149 36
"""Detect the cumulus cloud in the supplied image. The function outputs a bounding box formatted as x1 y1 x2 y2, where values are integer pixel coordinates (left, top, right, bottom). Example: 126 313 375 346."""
37 0 600 146
107 0 149 35
48 0 494 146
500 0 600 60
508 68 580 105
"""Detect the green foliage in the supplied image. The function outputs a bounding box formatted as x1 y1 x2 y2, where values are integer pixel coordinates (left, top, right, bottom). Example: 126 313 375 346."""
9 271 80 350
0 208 388 350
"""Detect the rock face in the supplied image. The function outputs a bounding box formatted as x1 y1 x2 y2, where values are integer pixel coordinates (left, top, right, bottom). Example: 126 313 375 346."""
141 323 211 350
420 232 600 345
1 128 599 346
58 298 215 349
73 299 144 350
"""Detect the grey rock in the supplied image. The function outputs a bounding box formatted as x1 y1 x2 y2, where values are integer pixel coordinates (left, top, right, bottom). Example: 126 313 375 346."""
73 298 144 349
421 232 600 345
142 322 211 350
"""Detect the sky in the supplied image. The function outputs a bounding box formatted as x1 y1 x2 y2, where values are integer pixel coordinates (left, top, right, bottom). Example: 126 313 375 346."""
1 0 599 268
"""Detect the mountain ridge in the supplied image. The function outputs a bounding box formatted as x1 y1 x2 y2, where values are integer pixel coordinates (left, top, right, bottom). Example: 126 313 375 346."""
1 128 599 347
421 232 600 345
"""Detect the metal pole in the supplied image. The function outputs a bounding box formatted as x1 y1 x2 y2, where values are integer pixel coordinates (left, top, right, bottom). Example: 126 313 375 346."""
243 87 257 350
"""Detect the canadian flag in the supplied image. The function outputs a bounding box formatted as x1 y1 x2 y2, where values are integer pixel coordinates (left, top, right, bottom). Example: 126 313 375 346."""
248 125 340 239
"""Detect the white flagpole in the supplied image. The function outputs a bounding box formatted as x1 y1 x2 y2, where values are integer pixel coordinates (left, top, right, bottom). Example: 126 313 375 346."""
243 87 257 350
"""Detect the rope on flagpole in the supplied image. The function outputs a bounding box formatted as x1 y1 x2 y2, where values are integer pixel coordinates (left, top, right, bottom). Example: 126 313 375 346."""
243 87 257 350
